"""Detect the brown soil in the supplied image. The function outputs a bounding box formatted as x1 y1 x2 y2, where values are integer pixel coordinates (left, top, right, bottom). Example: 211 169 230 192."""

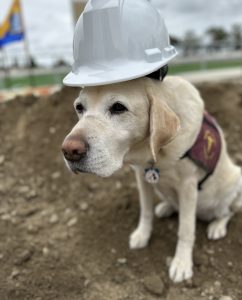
0 79 242 300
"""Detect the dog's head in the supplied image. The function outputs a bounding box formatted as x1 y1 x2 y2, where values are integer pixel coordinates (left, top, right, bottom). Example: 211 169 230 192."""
62 78 180 177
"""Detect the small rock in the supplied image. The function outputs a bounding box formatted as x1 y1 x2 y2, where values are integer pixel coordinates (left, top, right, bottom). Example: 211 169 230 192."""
195 253 209 267
79 202 89 211
1 214 11 221
205 248 215 255
0 254 4 260
15 249 34 265
185 278 193 287
143 274 164 296
214 281 221 288
67 217 78 227
219 296 233 300
208 286 214 294
41 210 48 216
117 258 127 265
87 182 99 191
42 247 49 255
10 268 20 279
51 172 61 180
0 155 5 165
112 274 126 284
19 207 39 217
65 208 72 215
26 190 38 200
18 185 30 194
115 181 122 190
49 214 59 224
56 232 69 240
227 261 233 267
11 211 17 217
49 127 56 134
227 273 237 283
84 279 90 287
27 224 40 234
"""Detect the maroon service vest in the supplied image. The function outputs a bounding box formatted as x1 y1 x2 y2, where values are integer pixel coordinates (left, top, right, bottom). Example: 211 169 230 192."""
181 112 222 190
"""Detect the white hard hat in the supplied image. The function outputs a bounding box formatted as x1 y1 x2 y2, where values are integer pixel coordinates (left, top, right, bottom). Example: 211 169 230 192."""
64 0 177 87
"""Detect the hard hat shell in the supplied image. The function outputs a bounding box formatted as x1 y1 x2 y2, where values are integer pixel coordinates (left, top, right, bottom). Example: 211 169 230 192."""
64 0 177 87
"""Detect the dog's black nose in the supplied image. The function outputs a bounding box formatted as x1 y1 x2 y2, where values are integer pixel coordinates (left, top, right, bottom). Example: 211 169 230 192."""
61 136 88 162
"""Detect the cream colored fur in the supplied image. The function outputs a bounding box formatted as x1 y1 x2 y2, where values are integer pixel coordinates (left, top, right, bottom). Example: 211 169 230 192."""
63 76 242 283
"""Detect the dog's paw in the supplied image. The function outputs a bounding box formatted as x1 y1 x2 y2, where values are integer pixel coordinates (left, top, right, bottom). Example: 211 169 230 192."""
169 256 193 283
155 202 174 219
207 219 227 240
129 228 151 250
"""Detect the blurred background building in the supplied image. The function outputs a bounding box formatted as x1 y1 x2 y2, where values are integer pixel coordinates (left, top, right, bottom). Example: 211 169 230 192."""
0 0 241 98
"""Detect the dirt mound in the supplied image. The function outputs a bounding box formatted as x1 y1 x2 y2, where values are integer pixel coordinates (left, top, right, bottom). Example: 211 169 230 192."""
0 79 242 300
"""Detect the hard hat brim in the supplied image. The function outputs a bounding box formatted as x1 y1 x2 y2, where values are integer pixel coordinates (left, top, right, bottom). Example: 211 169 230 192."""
63 54 177 87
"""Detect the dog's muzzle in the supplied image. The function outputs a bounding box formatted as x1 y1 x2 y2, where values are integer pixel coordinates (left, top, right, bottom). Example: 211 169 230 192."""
61 133 123 177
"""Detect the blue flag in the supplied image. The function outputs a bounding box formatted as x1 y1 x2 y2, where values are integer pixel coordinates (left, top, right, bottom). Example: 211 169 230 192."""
0 0 24 47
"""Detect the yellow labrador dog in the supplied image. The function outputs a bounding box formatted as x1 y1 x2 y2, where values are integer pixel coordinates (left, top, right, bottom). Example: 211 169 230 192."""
62 76 242 282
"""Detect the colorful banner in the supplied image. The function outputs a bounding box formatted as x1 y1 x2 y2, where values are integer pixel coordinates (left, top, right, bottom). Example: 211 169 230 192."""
0 0 24 47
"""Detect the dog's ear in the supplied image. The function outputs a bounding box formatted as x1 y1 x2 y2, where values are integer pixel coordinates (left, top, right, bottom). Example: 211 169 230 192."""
147 84 180 162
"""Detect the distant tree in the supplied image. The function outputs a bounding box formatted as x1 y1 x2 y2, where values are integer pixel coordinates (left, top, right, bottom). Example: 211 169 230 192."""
24 56 37 69
206 27 228 50
12 58 19 69
54 59 68 68
231 24 242 50
29 57 37 69
170 35 181 46
182 30 200 56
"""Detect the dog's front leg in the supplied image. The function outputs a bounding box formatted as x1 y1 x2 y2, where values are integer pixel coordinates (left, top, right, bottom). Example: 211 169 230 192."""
129 167 154 249
169 178 198 283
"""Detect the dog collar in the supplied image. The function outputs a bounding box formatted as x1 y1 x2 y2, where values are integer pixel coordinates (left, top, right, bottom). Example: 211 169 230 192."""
144 167 160 184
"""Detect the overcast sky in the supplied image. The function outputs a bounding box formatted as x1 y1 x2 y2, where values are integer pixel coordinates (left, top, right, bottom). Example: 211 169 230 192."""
156 0 242 37
1 0 242 61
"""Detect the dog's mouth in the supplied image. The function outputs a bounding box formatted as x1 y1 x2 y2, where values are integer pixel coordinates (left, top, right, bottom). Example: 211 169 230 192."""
73 167 89 175
64 155 123 178
67 161 89 175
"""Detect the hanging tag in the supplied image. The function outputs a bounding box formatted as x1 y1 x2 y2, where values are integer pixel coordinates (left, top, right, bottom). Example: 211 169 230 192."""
144 168 160 184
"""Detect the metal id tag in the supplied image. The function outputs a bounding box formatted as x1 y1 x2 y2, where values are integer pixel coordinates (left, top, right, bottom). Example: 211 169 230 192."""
144 168 160 184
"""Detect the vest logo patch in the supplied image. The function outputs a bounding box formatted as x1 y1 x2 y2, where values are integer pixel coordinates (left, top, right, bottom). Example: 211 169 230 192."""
204 129 216 161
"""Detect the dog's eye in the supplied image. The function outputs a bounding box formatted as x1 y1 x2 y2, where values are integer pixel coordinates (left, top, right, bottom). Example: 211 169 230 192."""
75 103 85 114
109 102 128 115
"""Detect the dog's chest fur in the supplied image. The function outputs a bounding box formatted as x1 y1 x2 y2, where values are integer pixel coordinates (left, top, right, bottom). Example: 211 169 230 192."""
151 156 224 220
152 158 203 208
